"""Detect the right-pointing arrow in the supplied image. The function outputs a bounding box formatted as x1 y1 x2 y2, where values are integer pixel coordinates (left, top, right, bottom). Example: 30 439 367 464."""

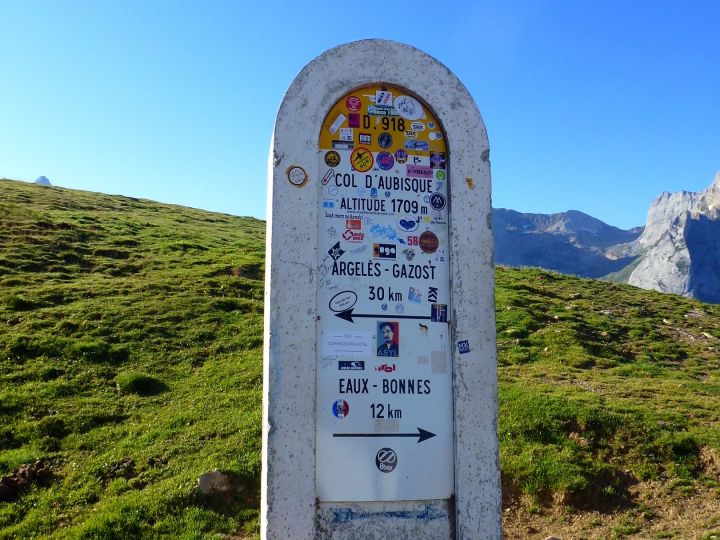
416 427 436 443
333 427 437 444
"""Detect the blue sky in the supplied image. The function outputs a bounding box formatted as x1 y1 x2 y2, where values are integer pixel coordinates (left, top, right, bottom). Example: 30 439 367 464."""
1 0 718 229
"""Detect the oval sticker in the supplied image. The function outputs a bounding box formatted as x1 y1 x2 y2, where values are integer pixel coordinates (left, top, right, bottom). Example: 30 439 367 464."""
329 290 358 312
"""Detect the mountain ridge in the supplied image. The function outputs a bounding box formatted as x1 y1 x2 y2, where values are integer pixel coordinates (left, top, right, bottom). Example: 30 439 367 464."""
492 207 643 278
493 172 720 304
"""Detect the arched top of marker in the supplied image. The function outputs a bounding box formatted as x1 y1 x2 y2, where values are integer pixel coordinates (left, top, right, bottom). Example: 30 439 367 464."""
274 39 488 167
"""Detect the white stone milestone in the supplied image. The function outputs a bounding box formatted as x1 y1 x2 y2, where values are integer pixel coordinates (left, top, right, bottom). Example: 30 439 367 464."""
263 39 501 539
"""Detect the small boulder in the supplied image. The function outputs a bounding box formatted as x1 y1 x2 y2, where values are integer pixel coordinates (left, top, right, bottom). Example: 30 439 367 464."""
198 470 235 495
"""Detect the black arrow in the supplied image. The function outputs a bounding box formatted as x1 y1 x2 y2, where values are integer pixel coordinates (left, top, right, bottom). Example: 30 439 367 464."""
335 308 431 323
333 427 436 444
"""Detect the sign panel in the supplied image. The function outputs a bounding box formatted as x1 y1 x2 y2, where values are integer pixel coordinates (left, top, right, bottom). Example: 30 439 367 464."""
316 84 453 501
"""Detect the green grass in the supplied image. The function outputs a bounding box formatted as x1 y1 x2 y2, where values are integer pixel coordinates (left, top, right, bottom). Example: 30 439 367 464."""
2 178 720 537
496 267 720 503
1 180 263 538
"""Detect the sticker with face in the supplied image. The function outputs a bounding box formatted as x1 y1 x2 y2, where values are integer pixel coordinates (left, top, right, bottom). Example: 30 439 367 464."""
377 321 399 357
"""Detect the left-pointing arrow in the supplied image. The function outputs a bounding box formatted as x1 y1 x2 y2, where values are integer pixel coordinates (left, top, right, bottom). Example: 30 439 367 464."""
333 427 436 444
335 308 432 323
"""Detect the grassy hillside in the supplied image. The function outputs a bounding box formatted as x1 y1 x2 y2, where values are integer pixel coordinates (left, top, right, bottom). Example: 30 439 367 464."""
1 179 719 539
1 180 264 538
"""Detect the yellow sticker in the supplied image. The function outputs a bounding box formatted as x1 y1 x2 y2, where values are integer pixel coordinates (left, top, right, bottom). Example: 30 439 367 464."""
350 148 373 172
319 84 447 161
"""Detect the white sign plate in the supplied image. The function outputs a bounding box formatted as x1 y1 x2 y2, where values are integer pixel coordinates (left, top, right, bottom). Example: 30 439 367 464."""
316 84 454 502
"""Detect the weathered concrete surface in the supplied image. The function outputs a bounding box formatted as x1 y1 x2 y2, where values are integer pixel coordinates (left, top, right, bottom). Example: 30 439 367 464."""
316 500 453 539
263 39 501 539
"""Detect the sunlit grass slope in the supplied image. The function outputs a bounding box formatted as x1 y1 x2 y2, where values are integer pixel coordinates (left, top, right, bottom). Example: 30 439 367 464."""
1 178 719 538
1 180 264 537
495 267 720 509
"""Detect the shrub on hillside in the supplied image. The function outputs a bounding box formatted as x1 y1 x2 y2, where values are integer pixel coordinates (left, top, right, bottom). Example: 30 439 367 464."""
115 372 168 396
69 340 129 364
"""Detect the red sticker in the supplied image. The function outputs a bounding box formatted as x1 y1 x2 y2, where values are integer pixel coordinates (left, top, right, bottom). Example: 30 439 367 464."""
419 231 439 254
346 96 361 112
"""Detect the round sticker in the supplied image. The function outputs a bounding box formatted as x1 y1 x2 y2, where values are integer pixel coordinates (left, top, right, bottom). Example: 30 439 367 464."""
394 149 408 164
419 231 439 254
393 95 424 120
287 166 307 187
332 399 350 418
351 147 374 172
436 170 446 181
375 448 398 473
325 151 341 167
346 95 361 112
378 132 393 149
377 152 395 171
430 193 446 211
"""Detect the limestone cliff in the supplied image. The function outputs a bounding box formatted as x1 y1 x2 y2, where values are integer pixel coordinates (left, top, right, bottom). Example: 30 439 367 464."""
626 172 720 302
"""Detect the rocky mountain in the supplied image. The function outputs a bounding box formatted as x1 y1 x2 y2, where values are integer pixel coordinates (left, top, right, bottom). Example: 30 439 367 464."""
494 172 720 304
34 176 52 186
493 208 642 278
624 172 720 303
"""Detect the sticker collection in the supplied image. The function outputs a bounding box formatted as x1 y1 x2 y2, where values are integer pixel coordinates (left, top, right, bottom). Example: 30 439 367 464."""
316 84 454 499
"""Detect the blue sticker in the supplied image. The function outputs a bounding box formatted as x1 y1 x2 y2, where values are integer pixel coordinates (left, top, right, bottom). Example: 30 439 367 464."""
398 218 419 232
328 241 345 261
408 287 422 304
332 399 350 418
377 152 395 170
378 132 393 148
458 340 470 354
430 152 446 169
430 193 446 211
431 304 447 322
405 140 429 151
339 361 365 371
370 224 406 244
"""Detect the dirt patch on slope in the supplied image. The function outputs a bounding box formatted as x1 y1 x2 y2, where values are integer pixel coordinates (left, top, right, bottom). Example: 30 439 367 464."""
503 478 720 539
